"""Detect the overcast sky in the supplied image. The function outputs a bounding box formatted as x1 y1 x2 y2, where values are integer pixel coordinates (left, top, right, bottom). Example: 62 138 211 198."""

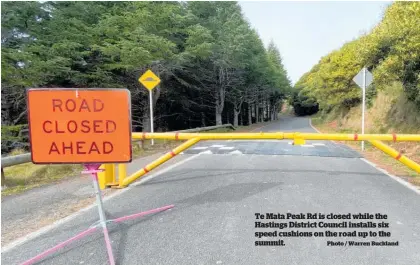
239 1 391 84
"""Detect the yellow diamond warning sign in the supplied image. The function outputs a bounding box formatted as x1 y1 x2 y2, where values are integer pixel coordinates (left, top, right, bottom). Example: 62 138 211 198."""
138 70 161 91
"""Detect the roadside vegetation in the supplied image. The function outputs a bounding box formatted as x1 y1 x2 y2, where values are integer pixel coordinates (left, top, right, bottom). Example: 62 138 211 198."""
291 2 420 116
290 2 420 182
1 1 292 195
311 90 420 182
1 1 291 137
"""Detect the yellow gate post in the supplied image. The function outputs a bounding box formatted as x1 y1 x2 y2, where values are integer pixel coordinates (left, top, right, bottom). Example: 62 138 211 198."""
97 164 116 189
293 133 306 145
118 163 128 187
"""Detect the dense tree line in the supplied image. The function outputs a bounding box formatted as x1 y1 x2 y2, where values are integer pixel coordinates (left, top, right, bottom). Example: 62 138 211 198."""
1 1 291 135
292 2 420 115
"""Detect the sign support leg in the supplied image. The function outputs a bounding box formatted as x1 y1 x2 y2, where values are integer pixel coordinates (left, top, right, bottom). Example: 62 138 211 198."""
19 163 174 265
88 164 116 265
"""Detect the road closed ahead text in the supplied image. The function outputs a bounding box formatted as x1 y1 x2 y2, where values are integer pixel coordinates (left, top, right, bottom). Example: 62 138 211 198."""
27 89 132 164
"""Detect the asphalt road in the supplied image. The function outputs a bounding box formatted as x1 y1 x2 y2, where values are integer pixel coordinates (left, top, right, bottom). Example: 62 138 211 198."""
1 151 186 246
2 116 419 265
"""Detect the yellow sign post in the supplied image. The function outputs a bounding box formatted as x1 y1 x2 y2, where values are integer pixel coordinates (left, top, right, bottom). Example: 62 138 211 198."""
138 70 161 145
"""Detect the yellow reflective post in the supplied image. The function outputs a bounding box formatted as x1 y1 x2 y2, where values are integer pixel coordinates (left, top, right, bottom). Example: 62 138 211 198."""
121 138 200 187
369 140 420 174
97 164 117 189
105 164 117 186
118 164 128 187
293 133 306 145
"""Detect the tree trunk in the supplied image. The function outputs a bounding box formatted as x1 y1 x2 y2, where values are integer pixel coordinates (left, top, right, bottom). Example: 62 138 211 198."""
215 87 224 125
215 107 222 125
248 103 252 125
266 101 269 121
233 108 239 127
270 107 275 121
274 105 278 120
263 101 266 121
255 103 259 123
201 112 206 127
142 102 151 132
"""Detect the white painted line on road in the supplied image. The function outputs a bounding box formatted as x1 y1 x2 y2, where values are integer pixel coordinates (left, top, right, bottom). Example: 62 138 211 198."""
229 150 243 155
219 146 234 150
360 158 419 195
309 119 322 133
199 150 213 154
210 144 225 148
313 143 326 146
191 146 208 150
302 145 314 148
1 154 201 253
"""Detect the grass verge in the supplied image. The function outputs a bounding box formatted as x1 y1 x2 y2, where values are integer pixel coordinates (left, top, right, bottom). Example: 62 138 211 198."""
3 123 270 196
311 114 420 186
2 164 83 196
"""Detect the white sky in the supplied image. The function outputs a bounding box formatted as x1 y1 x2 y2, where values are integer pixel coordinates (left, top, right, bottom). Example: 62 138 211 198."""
239 1 391 84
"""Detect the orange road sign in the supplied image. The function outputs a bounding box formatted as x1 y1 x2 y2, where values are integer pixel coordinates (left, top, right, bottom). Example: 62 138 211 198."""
27 88 132 164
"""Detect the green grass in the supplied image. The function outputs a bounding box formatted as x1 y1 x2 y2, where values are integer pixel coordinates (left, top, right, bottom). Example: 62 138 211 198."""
2 163 83 196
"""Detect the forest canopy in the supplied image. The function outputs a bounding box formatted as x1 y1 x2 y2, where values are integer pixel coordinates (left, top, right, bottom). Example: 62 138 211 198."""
1 1 292 133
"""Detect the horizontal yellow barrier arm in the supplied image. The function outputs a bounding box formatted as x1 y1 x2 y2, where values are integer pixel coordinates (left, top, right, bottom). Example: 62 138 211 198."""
121 137 200 187
133 132 420 142
369 140 420 174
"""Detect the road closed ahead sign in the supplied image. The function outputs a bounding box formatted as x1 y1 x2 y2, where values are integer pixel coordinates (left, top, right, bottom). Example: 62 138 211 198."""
27 89 132 164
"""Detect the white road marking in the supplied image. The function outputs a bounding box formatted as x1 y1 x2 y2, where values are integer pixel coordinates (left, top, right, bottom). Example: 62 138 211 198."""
191 146 208 150
199 150 213 154
302 145 314 147
312 143 326 146
1 154 201 253
360 158 419 195
219 147 234 150
229 150 243 155
210 145 225 148
309 119 322 133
